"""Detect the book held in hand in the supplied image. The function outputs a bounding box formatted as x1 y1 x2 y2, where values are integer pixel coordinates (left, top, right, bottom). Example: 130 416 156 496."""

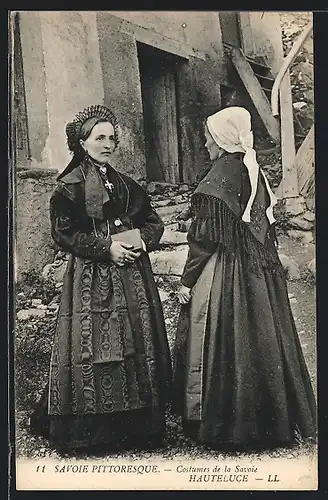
111 228 143 251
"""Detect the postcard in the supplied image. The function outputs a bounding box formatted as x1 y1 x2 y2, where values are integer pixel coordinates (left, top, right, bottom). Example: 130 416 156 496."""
10 10 317 491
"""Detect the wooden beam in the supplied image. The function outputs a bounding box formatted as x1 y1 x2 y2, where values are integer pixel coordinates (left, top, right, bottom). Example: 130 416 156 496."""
231 47 280 144
257 146 280 156
271 21 313 117
118 18 206 61
279 71 298 198
296 124 315 198
238 12 254 57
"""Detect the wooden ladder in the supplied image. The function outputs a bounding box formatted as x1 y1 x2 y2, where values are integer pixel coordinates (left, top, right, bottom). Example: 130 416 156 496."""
224 43 280 144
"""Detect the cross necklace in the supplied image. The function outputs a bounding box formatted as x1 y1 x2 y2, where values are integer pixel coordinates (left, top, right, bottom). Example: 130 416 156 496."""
98 165 114 193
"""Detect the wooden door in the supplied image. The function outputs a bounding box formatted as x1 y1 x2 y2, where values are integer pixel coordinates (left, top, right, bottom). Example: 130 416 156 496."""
138 45 180 183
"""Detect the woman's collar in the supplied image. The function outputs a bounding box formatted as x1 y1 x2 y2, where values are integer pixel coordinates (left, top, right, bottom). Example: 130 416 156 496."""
214 150 242 161
81 156 111 219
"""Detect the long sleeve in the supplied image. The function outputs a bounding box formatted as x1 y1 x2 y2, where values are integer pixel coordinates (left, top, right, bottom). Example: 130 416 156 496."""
128 181 164 252
180 195 222 288
139 205 164 253
50 191 112 261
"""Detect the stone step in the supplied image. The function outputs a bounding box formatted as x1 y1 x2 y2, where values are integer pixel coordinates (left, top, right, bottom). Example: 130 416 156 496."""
156 202 189 222
17 308 48 321
159 229 188 247
149 245 189 276
147 181 179 195
288 216 313 231
152 193 190 208
288 229 314 245
152 199 173 208
303 211 315 223
284 197 307 216
165 223 180 232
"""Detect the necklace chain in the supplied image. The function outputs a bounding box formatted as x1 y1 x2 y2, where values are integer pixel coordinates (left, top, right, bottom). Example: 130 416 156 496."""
92 218 110 239
79 160 129 240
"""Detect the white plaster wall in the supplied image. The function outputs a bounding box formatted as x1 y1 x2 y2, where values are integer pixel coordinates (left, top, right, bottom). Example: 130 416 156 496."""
38 11 105 171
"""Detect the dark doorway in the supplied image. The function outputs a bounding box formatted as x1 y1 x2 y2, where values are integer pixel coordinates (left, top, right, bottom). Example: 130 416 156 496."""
137 42 183 183
219 12 242 48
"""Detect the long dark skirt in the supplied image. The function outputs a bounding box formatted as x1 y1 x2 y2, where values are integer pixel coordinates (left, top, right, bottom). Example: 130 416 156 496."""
172 247 316 449
31 252 172 451
30 386 165 452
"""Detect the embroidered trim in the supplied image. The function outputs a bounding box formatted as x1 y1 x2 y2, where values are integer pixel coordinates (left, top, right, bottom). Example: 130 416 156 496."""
250 200 267 234
203 175 238 195
191 193 282 275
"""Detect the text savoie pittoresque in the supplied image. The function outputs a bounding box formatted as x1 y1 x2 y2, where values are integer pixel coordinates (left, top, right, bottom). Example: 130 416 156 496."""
53 463 258 479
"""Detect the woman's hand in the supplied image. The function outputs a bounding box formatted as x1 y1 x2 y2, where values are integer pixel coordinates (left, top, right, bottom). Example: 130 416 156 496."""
177 285 192 305
109 241 141 267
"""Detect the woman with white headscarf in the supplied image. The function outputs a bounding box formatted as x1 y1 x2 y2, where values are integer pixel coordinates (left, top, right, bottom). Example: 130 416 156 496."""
173 106 316 449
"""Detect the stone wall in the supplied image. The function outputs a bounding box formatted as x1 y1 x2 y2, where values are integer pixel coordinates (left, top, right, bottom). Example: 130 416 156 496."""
15 167 58 278
95 13 147 180
108 11 226 67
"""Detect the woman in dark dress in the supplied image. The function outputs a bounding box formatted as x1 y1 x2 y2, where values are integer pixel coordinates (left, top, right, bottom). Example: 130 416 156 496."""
173 106 316 450
31 104 172 451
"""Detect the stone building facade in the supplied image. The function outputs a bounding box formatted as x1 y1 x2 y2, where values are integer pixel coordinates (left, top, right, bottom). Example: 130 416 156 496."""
12 11 286 274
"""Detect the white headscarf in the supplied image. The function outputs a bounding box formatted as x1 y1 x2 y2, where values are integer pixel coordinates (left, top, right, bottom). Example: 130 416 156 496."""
206 106 277 225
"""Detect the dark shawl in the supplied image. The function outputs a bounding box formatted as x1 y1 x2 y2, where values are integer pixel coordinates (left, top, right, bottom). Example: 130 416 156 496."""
181 152 281 288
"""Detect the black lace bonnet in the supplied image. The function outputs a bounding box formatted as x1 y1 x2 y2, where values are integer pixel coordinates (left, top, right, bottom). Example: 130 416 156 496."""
65 104 119 154
57 105 119 181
